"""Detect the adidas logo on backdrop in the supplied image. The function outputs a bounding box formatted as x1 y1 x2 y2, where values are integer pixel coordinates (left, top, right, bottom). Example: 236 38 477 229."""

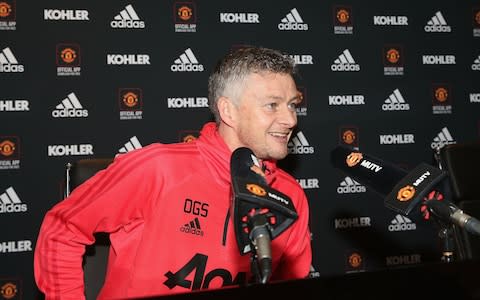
430 127 456 150
111 4 145 28
471 55 480 70
118 136 142 154
170 48 204 72
382 89 410 111
388 214 416 231
0 187 27 213
424 11 451 32
331 49 360 72
288 131 314 154
278 8 308 31
52 92 88 118
337 177 366 194
0 47 24 72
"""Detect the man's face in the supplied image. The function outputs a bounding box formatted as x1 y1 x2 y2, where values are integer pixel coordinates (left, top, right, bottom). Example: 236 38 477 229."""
232 71 300 160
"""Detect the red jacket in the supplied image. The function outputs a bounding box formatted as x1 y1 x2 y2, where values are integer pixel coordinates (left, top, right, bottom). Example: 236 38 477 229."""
34 122 312 299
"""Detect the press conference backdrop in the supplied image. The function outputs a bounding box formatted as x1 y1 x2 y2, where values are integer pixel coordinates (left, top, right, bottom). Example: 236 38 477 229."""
1 0 480 298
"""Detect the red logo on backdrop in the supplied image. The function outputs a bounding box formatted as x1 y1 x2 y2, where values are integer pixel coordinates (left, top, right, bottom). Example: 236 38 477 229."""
0 278 21 299
119 88 143 111
334 6 352 26
173 1 197 32
383 45 404 67
339 126 359 149
333 5 353 34
432 83 452 114
0 136 19 160
296 86 307 116
473 7 480 28
345 250 365 273
174 1 196 23
383 44 404 75
56 44 81 67
178 130 199 143
0 0 15 21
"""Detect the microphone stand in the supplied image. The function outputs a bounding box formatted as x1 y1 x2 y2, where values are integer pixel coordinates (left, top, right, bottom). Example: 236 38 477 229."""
430 149 456 262
248 213 272 284
437 220 455 263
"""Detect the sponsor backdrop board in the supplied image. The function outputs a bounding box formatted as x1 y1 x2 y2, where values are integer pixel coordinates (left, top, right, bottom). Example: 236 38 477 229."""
0 0 479 298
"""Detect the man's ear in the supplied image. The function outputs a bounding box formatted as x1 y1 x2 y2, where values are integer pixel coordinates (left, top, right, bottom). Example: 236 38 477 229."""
218 96 237 127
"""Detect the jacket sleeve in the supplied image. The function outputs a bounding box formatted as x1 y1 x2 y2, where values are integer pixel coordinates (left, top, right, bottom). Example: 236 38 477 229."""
273 186 312 280
34 151 161 299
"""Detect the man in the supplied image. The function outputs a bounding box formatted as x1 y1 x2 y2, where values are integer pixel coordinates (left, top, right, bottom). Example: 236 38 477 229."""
34 46 312 299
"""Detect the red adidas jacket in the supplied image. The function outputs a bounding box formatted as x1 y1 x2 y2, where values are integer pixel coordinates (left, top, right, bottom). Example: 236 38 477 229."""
34 122 312 299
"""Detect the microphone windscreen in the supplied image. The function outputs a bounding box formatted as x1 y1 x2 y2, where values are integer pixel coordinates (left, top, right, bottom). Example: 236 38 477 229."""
230 147 267 185
330 145 408 197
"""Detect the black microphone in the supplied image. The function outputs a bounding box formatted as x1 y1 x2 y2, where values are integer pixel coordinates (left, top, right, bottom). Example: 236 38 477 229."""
330 145 480 236
230 147 298 284
426 199 480 236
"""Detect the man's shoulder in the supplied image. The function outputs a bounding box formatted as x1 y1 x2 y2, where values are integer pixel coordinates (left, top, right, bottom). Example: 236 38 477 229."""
115 141 200 163
274 168 303 191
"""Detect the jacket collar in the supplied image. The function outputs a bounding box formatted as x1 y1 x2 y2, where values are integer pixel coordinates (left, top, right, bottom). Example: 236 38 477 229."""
196 122 278 187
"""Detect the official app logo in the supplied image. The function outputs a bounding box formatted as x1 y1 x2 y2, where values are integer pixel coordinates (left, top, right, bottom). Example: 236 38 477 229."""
178 130 199 143
339 126 359 149
345 250 365 273
0 0 16 30
174 1 196 32
383 45 404 76
432 83 452 114
296 86 307 116
56 43 81 76
119 88 143 120
333 5 353 34
0 279 20 299
0 136 20 170
473 7 480 37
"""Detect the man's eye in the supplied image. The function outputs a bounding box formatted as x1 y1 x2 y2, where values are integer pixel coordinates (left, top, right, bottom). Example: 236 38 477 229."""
266 103 278 109
288 102 298 109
